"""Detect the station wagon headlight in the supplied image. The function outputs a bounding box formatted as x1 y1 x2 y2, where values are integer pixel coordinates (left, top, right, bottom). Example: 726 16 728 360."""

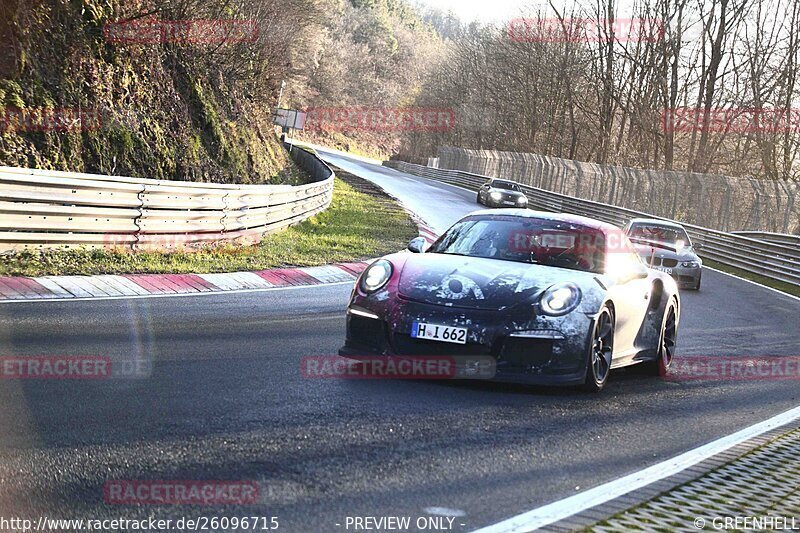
490 191 502 201
540 282 582 316
360 260 393 293
681 261 701 268
517 197 528 204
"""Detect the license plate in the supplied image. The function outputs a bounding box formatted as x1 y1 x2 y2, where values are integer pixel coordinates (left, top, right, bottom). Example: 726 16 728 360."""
503 201 516 206
655 267 673 274
411 322 467 345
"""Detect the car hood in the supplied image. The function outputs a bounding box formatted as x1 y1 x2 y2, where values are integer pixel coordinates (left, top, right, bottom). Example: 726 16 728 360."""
632 242 699 261
397 253 593 311
490 188 526 198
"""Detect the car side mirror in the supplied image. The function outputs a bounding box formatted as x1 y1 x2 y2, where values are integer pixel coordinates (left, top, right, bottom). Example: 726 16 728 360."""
693 242 703 251
408 237 427 253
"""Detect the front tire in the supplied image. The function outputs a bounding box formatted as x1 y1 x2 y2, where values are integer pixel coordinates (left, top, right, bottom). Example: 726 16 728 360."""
583 306 614 392
692 273 702 291
476 192 483 205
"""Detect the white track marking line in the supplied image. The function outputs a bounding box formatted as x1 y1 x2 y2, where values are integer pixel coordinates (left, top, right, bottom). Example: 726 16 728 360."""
473 404 800 533
0 281 354 304
32 277 75 298
59 276 112 297
94 275 143 296
196 273 244 291
102 275 151 296
704 266 800 303
227 271 275 289
39 276 91 298
301 265 356 284
82 276 127 296
289 139 384 165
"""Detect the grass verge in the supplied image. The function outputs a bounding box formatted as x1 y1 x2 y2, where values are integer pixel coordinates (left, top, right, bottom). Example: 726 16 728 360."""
704 258 800 297
0 170 418 277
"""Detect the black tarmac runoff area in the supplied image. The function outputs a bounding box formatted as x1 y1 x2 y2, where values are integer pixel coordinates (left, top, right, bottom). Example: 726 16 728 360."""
1 151 799 532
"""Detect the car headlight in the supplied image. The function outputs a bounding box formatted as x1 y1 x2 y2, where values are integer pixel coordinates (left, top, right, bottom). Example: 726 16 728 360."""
360 260 393 293
540 282 582 316
490 191 502 201
681 261 701 268
517 197 528 204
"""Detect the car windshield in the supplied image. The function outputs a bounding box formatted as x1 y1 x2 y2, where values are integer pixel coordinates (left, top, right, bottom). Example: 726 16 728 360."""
428 215 605 273
491 181 521 192
629 224 690 247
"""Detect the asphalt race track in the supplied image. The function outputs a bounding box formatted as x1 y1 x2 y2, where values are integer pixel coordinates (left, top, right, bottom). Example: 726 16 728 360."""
1 150 799 531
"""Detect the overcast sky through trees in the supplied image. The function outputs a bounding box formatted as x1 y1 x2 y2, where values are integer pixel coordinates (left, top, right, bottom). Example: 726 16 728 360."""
414 0 640 22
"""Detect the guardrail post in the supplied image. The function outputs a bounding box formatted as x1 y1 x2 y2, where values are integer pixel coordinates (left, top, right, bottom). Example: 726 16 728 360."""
221 191 231 238
133 184 146 251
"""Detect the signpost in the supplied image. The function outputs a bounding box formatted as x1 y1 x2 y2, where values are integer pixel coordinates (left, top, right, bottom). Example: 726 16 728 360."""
273 108 308 152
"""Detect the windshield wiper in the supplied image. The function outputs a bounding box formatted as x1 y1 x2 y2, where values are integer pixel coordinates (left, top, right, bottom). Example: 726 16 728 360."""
438 251 473 257
630 238 678 253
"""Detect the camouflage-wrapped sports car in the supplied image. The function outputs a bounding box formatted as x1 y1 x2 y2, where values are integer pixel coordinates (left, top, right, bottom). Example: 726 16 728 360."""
340 210 681 392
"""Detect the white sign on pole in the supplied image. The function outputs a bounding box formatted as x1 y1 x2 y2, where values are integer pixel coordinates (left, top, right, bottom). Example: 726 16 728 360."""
273 109 307 130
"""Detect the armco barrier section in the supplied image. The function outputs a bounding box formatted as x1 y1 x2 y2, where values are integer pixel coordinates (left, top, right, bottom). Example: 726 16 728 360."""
732 231 800 247
0 145 334 252
437 146 799 235
384 160 800 288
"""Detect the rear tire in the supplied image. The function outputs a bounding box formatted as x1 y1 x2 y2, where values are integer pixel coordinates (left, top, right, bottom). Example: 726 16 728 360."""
582 306 614 393
643 298 678 376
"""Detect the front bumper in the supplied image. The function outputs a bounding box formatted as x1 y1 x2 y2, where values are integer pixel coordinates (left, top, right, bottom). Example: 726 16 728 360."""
647 260 701 289
339 298 593 386
668 266 701 288
488 196 528 208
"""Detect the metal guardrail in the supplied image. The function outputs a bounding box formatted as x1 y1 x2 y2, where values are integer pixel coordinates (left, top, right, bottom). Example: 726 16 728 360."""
384 160 800 288
0 145 334 252
732 231 800 247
